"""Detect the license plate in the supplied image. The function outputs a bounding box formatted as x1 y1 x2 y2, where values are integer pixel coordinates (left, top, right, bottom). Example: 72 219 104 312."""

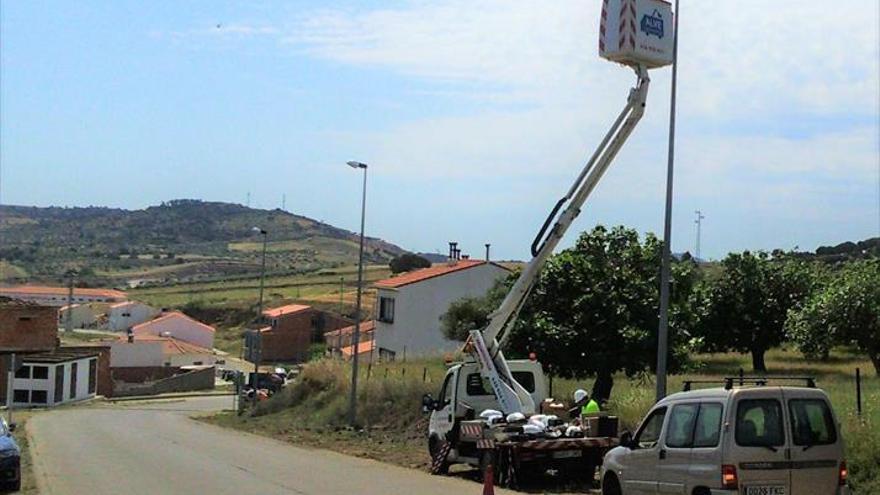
745 486 786 495
552 450 581 459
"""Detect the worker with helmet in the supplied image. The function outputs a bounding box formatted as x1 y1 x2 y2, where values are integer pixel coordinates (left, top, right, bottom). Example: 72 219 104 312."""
570 389 600 419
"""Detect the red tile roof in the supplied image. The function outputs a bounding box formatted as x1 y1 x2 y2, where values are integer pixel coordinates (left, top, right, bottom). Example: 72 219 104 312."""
324 320 375 339
341 339 374 357
374 260 509 289
118 334 213 356
131 311 215 333
262 304 311 318
0 285 126 299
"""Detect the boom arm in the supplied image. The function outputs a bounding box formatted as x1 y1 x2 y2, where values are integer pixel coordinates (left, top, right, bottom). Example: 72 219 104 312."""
469 65 651 415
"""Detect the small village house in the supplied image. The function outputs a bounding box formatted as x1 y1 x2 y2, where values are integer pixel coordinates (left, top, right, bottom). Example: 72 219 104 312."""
58 303 98 329
10 350 99 407
130 311 215 350
107 301 159 332
372 251 510 360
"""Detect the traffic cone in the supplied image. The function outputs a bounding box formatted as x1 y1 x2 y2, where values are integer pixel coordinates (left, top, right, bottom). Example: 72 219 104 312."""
482 463 494 495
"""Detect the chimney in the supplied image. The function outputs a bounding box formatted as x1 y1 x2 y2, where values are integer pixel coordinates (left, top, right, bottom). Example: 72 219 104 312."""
461 254 470 260
126 328 134 343
485 243 491 261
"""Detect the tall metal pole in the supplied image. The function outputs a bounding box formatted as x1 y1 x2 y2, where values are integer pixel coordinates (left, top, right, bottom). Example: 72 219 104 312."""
348 162 368 426
338 276 345 356
253 229 267 408
694 210 704 260
656 0 680 403
65 272 75 333
5 354 14 423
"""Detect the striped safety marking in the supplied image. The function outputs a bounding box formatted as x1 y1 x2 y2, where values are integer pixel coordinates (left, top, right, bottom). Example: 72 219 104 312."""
430 441 452 474
461 423 484 438
477 439 496 450
599 0 609 52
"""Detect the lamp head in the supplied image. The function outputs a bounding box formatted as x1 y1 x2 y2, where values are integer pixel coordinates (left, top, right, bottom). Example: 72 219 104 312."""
346 161 368 169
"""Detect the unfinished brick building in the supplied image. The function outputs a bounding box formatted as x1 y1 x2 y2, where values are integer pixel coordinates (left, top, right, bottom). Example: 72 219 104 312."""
255 304 350 363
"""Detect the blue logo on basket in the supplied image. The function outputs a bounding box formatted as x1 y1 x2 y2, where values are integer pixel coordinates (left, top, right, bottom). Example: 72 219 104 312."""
641 9 664 38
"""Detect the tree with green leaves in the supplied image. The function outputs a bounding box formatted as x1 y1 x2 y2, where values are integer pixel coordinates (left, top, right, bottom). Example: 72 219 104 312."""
389 253 431 274
441 225 698 402
787 260 880 375
695 251 817 372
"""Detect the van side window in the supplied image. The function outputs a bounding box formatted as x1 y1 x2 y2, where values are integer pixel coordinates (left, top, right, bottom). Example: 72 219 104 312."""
789 399 837 446
465 371 536 396
736 399 785 447
635 407 667 449
693 403 723 448
666 404 698 448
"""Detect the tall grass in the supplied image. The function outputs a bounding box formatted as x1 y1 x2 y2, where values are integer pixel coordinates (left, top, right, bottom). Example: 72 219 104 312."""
247 349 878 492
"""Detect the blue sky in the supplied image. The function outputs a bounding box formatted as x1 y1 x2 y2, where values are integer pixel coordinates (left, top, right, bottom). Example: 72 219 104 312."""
1 0 878 260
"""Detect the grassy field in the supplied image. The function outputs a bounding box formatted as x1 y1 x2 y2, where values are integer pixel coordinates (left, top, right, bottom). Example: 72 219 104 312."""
205 348 878 493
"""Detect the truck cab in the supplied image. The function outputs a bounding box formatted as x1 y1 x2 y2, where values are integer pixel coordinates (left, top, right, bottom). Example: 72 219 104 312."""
425 359 548 467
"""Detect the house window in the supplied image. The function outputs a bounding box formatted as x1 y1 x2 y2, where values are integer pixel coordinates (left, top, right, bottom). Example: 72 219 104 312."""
122 312 131 317
70 362 78 399
378 297 395 323
88 359 97 394
31 390 47 404
15 366 30 379
193 361 203 366
32 366 49 380
13 390 28 403
18 316 32 322
54 366 64 403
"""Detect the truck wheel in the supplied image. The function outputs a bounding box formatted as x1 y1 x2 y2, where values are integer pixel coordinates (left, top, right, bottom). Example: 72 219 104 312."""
429 437 450 475
602 473 621 495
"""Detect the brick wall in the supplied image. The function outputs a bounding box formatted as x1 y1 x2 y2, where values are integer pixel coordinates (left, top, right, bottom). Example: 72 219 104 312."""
260 309 350 362
0 303 58 351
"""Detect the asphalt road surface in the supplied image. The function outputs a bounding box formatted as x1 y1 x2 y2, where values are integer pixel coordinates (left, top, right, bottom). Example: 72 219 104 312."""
28 397 517 495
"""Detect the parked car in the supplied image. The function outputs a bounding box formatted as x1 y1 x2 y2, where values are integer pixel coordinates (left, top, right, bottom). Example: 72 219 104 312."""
601 379 850 495
0 417 20 492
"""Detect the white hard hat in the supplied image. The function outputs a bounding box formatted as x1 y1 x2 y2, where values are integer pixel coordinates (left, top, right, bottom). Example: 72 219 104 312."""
574 389 588 403
506 412 526 423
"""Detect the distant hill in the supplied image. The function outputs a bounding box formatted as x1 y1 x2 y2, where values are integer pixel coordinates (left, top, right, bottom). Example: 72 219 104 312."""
794 237 880 263
0 200 405 287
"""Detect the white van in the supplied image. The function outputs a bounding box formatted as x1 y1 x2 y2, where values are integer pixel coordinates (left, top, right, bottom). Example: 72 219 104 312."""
601 380 850 495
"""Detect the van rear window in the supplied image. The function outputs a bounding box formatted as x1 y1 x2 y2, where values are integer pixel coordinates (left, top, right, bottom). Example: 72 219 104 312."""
789 399 837 446
736 399 785 448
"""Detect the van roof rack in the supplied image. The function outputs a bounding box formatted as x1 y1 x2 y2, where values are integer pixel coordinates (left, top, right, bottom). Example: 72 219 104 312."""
682 376 816 392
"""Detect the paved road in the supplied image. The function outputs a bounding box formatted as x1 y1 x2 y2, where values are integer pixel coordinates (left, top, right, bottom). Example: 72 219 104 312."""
28 397 516 495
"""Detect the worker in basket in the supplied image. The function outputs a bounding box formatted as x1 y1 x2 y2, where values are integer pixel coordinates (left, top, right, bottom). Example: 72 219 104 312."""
570 389 600 419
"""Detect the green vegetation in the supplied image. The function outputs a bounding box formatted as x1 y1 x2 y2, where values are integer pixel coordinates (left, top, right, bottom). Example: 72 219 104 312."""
208 349 878 493
0 200 403 286
389 253 431 274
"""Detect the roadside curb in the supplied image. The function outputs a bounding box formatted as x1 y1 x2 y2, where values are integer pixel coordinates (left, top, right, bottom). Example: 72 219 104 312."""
106 391 234 402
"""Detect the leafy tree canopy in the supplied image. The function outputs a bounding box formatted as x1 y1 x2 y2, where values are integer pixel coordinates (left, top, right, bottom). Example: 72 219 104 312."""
694 251 818 372
787 260 880 375
389 253 431 274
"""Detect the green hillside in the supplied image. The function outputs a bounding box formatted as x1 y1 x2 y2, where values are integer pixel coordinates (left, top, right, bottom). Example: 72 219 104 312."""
0 199 404 287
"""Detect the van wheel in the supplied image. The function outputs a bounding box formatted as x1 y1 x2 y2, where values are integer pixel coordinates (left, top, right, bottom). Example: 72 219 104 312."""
429 437 450 475
602 473 621 495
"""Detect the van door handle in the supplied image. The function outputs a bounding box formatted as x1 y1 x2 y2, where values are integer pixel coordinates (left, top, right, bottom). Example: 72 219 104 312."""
659 449 667 460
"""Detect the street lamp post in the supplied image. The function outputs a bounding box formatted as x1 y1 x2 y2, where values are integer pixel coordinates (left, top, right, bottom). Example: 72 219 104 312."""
346 160 368 427
251 226 268 408
656 0 681 402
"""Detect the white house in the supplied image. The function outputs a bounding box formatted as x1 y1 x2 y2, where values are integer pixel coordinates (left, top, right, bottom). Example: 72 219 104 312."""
373 259 511 359
107 301 159 332
58 304 97 329
110 335 217 368
130 311 215 350
11 350 99 407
